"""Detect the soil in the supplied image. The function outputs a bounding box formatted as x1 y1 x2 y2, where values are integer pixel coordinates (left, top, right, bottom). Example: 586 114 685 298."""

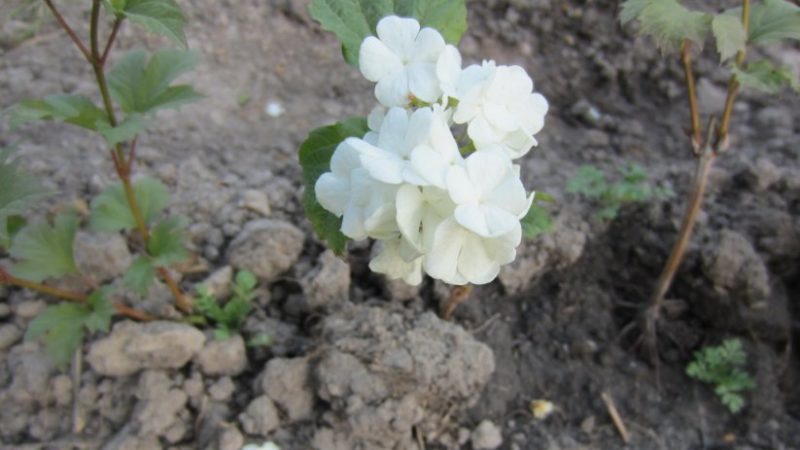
1 0 799 449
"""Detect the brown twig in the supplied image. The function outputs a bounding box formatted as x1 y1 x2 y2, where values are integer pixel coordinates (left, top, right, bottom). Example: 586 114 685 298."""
441 285 472 320
681 40 702 153
42 0 92 63
158 267 192 314
601 391 631 444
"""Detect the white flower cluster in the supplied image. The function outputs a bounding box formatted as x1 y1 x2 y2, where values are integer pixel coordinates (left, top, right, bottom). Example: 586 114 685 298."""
315 15 549 286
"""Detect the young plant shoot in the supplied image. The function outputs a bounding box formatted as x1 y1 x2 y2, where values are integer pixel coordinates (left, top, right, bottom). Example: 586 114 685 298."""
302 8 550 287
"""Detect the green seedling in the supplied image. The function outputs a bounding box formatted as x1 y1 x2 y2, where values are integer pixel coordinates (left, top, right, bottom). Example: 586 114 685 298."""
567 164 671 220
194 271 258 340
686 339 755 413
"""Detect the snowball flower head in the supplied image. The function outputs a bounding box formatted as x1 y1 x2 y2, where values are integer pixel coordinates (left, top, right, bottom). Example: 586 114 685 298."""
360 16 446 107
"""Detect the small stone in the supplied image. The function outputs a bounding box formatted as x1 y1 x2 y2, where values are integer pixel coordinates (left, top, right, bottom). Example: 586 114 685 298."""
51 374 73 407
133 371 187 438
471 420 503 450
301 250 350 309
73 231 132 284
199 266 234 298
218 426 245 450
0 301 10 318
239 395 281 436
209 376 236 402
14 300 46 319
196 334 248 377
0 324 22 351
240 190 272 216
261 357 314 421
385 278 421 301
697 78 726 114
227 219 305 281
87 321 206 376
742 158 781 192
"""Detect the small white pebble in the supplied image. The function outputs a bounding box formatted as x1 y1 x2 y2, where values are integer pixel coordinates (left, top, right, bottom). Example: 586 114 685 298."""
265 100 285 118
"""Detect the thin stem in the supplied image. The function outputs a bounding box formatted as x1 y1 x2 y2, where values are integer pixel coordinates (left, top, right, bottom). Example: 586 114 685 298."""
158 267 192 314
681 40 702 153
649 149 716 310
0 267 155 320
42 0 92 63
121 176 150 241
716 0 750 150
101 17 124 66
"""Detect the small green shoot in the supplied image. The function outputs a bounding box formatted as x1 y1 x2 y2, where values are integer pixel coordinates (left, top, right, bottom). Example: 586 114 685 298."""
567 164 672 220
194 270 258 340
686 339 755 413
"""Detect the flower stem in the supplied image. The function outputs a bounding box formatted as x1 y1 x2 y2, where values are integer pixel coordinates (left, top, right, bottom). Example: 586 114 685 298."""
680 40 702 153
101 17 124 67
42 0 92 63
715 0 750 150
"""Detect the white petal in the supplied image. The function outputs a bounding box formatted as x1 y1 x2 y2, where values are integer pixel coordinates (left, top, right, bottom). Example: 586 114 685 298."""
445 165 479 205
456 62 495 99
480 204 520 237
405 107 433 150
436 45 462 97
410 146 448 188
348 137 404 184
315 172 349 216
407 63 442 103
467 115 501 148
370 239 423 285
375 70 410 107
377 107 410 156
429 110 460 162
396 184 424 248
330 141 361 174
500 129 535 157
484 101 518 132
511 93 548 135
454 203 489 236
359 37 402 82
483 174 529 215
367 105 387 131
452 89 481 124
486 65 532 104
376 16 420 58
458 234 500 284
465 151 510 198
413 27 446 62
341 201 366 240
424 218 465 283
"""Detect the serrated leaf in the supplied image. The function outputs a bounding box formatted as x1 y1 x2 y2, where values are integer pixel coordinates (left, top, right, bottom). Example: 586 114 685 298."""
567 166 607 198
620 0 650 25
234 270 257 292
120 0 187 46
712 14 746 62
622 0 712 51
9 213 79 282
10 95 109 131
521 203 553 239
746 0 800 45
123 256 156 296
108 49 201 115
299 117 369 254
96 115 147 146
147 216 187 266
309 0 467 66
25 303 88 367
0 149 47 248
85 287 115 333
89 177 169 232
732 60 800 94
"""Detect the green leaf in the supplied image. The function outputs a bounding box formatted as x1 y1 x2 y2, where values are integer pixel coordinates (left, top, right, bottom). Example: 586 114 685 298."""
96 115 147 146
10 94 108 131
25 303 88 368
299 117 369 254
123 256 156 296
567 166 607 198
89 177 169 232
108 49 201 116
521 203 553 239
621 0 712 51
309 0 467 66
247 332 272 347
147 216 187 266
746 0 800 45
9 213 79 282
118 0 187 46
712 14 746 62
0 149 47 248
732 60 800 94
234 270 257 292
85 287 115 333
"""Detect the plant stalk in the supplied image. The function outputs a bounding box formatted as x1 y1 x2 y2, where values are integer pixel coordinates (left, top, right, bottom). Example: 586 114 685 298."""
42 0 92 63
680 40 701 153
716 0 750 150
